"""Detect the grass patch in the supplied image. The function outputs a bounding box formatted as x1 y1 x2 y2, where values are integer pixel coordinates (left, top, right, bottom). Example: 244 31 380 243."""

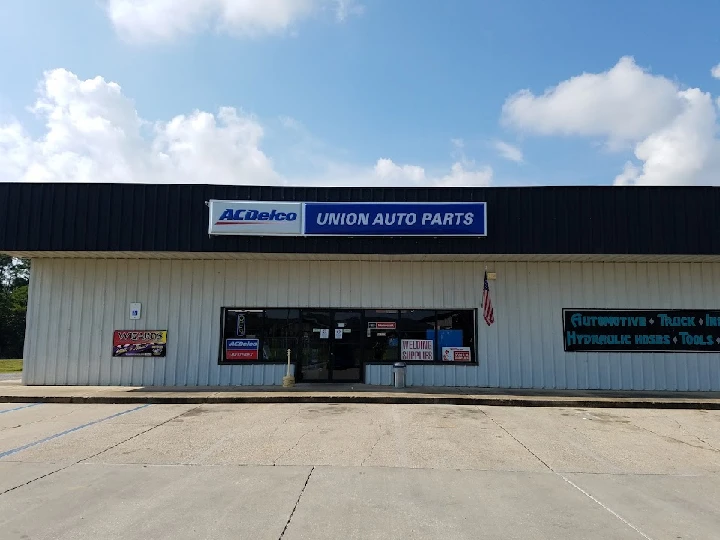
0 359 23 373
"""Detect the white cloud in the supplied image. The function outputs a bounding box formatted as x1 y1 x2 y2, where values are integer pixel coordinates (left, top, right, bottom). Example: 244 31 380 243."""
0 69 491 187
502 56 720 185
450 138 464 151
493 140 523 163
614 88 720 185
107 0 362 42
712 63 720 80
372 158 492 187
334 0 364 21
0 69 278 184
502 56 681 145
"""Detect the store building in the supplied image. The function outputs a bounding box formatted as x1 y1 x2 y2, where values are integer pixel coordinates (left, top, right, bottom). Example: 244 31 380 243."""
1 182 719 390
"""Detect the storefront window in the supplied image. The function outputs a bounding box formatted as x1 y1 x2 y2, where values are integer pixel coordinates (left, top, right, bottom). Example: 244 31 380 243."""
221 309 264 362
227 309 263 339
399 310 437 361
436 309 475 362
364 310 399 362
264 309 300 361
220 307 477 365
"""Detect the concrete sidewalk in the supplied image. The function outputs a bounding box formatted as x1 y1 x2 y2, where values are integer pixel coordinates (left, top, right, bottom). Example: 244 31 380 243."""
1 379 720 408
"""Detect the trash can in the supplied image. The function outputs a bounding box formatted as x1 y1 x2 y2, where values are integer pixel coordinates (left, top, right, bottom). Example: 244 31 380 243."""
393 362 407 388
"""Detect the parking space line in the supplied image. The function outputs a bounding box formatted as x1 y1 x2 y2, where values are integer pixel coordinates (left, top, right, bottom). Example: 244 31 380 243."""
479 407 656 540
0 404 150 460
559 474 655 540
0 403 40 415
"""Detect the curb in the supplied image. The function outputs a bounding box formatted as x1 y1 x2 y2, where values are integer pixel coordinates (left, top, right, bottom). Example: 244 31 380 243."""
1 394 720 409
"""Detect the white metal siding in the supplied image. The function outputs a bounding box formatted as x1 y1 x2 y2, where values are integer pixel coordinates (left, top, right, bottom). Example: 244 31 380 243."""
23 258 720 390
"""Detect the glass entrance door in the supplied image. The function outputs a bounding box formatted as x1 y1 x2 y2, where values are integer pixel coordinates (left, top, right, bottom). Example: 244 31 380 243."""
299 311 332 382
331 310 363 382
299 310 363 383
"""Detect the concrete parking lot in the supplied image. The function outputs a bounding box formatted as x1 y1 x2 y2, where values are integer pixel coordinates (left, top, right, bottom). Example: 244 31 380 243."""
1 402 719 539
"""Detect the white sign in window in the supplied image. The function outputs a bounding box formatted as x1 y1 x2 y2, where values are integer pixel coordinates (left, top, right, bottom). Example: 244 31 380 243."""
401 339 434 361
442 347 471 362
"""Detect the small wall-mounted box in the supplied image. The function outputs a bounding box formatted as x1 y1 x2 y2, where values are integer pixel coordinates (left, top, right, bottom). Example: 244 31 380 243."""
487 272 497 280
129 303 142 320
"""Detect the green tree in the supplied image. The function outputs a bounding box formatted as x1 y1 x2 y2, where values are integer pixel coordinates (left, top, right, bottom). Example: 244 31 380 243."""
0 256 29 288
0 257 30 358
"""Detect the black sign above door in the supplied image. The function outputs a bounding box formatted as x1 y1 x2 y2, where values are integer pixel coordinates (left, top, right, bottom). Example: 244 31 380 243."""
563 309 720 352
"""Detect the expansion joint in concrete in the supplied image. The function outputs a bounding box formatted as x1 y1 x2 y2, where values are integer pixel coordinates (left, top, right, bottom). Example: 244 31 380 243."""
279 466 315 539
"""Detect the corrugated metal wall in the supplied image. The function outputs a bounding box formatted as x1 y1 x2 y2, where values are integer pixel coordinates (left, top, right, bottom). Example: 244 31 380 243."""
23 258 720 390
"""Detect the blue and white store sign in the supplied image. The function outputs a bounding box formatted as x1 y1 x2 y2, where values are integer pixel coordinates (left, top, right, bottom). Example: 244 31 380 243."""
208 200 486 237
304 202 486 236
208 201 303 236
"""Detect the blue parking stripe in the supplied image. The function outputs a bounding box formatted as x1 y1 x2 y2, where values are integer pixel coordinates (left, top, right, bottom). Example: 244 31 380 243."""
0 403 40 415
0 404 150 460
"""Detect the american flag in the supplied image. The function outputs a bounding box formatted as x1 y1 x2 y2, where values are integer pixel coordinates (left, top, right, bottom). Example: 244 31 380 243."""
482 270 494 326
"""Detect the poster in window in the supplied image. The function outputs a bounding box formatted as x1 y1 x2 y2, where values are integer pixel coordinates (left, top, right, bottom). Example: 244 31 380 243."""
401 339 434 361
442 347 471 362
225 338 259 360
113 331 167 357
368 322 397 330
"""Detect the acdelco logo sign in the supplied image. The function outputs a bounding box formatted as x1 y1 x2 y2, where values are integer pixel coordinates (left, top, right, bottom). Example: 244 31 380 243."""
208 200 303 236
225 338 259 361
226 339 258 349
217 208 298 224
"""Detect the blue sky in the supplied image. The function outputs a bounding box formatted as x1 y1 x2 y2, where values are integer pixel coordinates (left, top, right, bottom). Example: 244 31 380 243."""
1 0 719 186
